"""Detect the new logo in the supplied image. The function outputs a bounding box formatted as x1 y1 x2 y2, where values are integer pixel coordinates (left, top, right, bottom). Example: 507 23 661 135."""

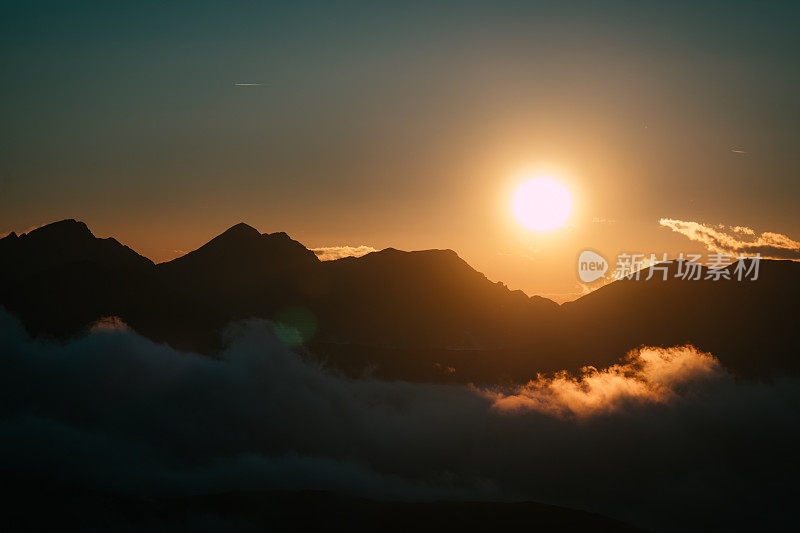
578 250 608 282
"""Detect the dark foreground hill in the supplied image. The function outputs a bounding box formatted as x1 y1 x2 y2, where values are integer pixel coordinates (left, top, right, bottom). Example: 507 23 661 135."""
0 471 641 532
1 219 798 381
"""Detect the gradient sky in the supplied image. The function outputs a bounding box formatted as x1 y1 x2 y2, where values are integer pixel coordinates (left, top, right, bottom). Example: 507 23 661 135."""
2 1 799 300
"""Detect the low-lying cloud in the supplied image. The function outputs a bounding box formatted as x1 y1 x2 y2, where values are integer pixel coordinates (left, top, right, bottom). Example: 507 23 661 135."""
660 218 800 260
312 245 378 260
489 346 720 417
1 308 798 531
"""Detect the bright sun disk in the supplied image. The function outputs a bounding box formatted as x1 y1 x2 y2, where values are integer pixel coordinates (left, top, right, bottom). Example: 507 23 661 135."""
512 177 572 231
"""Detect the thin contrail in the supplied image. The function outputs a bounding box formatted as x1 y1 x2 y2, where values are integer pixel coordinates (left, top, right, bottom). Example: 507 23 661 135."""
234 82 264 86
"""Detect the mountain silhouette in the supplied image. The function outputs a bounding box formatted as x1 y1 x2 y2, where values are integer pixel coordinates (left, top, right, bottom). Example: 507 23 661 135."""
560 258 800 376
0 221 222 351
159 223 319 281
2 471 641 532
158 223 321 318
0 219 153 281
1 219 798 380
315 247 557 346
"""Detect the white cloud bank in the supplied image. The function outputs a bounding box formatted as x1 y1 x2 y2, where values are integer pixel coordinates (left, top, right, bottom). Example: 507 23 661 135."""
0 309 798 531
312 245 378 261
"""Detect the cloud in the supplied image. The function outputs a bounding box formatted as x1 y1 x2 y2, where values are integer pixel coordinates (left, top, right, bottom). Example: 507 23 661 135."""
730 225 755 235
659 218 800 260
0 308 798 531
489 346 720 417
312 245 378 261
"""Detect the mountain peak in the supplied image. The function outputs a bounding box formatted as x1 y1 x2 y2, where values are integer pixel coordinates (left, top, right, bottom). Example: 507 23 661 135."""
196 223 263 251
26 219 93 240
220 222 260 238
0 219 153 280
158 224 320 278
367 247 464 265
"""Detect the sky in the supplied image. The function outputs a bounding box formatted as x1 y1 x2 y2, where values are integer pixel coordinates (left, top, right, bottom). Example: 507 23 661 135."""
2 0 799 301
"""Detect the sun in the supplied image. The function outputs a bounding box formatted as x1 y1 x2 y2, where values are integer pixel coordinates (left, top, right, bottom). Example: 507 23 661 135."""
512 177 572 231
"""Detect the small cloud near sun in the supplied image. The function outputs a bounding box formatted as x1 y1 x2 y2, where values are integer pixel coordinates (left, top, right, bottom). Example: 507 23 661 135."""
659 218 800 260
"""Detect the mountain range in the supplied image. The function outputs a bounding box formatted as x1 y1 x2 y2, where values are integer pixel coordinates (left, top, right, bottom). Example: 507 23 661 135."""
2 219 797 381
